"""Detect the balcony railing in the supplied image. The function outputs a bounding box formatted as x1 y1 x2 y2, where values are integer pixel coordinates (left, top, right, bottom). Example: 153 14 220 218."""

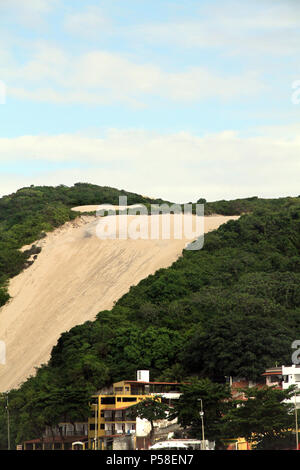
104 429 135 436
104 417 135 423
110 388 182 396
43 429 87 438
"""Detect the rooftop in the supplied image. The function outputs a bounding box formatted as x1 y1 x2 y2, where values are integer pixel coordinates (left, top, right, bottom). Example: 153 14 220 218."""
262 367 283 376
122 380 182 385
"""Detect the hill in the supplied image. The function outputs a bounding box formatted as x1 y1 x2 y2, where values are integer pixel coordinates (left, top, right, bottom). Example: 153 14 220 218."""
0 185 299 447
0 211 237 391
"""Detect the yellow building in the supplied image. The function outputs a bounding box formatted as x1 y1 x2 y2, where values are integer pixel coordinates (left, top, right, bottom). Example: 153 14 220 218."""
88 370 182 450
225 437 252 450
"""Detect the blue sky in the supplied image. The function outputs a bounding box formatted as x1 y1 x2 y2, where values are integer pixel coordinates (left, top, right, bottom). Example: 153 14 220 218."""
0 0 299 202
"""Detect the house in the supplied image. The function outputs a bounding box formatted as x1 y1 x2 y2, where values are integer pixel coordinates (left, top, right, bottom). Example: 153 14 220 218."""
261 364 300 407
23 422 89 450
229 376 266 401
262 366 283 388
88 370 182 450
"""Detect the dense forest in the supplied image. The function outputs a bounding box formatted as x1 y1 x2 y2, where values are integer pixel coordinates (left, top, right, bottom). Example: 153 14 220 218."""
0 184 299 447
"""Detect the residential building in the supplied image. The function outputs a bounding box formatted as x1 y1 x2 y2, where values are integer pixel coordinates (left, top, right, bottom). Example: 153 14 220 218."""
261 364 300 407
88 370 182 450
262 366 283 388
282 364 300 408
23 422 88 450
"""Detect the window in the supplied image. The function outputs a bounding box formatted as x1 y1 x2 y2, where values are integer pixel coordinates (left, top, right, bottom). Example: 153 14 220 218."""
101 397 116 405
100 424 105 430
270 375 281 383
89 423 95 430
122 397 137 402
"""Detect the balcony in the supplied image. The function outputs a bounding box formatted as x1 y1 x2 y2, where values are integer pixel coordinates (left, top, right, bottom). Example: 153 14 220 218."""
43 428 88 438
104 417 135 423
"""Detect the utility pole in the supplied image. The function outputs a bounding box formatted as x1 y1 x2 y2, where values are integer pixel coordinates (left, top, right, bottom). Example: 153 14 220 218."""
6 393 10 450
295 391 299 451
197 398 205 450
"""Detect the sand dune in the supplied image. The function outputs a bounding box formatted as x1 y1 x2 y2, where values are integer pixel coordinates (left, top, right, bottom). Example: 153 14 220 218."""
72 204 144 212
0 212 238 392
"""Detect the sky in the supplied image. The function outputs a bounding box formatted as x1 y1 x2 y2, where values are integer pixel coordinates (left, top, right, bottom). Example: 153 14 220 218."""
0 0 299 202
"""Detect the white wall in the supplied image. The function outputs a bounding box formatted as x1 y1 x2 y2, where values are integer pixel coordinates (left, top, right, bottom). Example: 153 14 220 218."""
136 417 152 437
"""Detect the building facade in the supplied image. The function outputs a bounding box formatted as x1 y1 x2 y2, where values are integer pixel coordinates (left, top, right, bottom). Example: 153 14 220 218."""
23 422 88 450
88 370 182 450
282 365 300 408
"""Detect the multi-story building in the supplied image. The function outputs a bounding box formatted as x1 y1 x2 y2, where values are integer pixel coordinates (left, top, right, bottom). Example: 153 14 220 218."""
261 364 300 408
88 370 182 450
282 364 300 408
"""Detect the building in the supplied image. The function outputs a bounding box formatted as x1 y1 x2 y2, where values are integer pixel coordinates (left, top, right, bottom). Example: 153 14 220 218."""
88 370 182 450
261 366 283 388
282 364 300 408
23 422 88 450
226 438 252 451
229 375 266 401
261 364 300 407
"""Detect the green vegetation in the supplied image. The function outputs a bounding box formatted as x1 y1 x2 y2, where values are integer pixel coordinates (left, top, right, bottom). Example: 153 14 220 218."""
170 378 232 449
170 382 299 450
222 385 299 450
129 396 170 443
0 184 299 448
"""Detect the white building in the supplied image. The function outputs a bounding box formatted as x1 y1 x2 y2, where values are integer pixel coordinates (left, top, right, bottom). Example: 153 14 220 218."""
282 365 300 408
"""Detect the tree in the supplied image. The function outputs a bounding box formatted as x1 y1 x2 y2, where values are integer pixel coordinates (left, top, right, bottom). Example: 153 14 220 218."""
128 396 170 443
222 386 297 450
169 379 232 449
183 310 293 381
6 367 92 447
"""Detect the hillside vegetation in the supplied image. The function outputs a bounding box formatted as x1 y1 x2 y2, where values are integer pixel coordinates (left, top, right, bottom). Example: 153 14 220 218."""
0 184 299 447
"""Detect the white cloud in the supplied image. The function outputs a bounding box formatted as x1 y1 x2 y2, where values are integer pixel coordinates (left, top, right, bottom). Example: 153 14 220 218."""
0 0 57 26
2 44 263 106
64 6 111 38
130 1 300 56
0 126 299 201
0 0 55 12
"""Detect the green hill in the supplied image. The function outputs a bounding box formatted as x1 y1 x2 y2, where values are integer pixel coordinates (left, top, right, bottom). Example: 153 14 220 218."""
0 185 299 447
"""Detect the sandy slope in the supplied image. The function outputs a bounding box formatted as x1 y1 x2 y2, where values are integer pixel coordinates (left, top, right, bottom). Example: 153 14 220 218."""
0 212 238 392
72 204 144 212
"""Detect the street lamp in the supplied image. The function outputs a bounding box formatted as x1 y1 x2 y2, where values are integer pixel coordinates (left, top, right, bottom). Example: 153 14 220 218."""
197 398 205 450
294 391 299 451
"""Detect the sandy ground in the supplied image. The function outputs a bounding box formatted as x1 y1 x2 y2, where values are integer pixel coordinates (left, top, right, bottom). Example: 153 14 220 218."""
72 204 144 212
0 212 239 392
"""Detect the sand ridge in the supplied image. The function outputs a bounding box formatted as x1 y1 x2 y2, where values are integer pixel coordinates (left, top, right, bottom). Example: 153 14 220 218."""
0 211 239 392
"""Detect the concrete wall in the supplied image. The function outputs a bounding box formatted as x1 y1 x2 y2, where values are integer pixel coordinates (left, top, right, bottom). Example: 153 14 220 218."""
112 435 134 450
